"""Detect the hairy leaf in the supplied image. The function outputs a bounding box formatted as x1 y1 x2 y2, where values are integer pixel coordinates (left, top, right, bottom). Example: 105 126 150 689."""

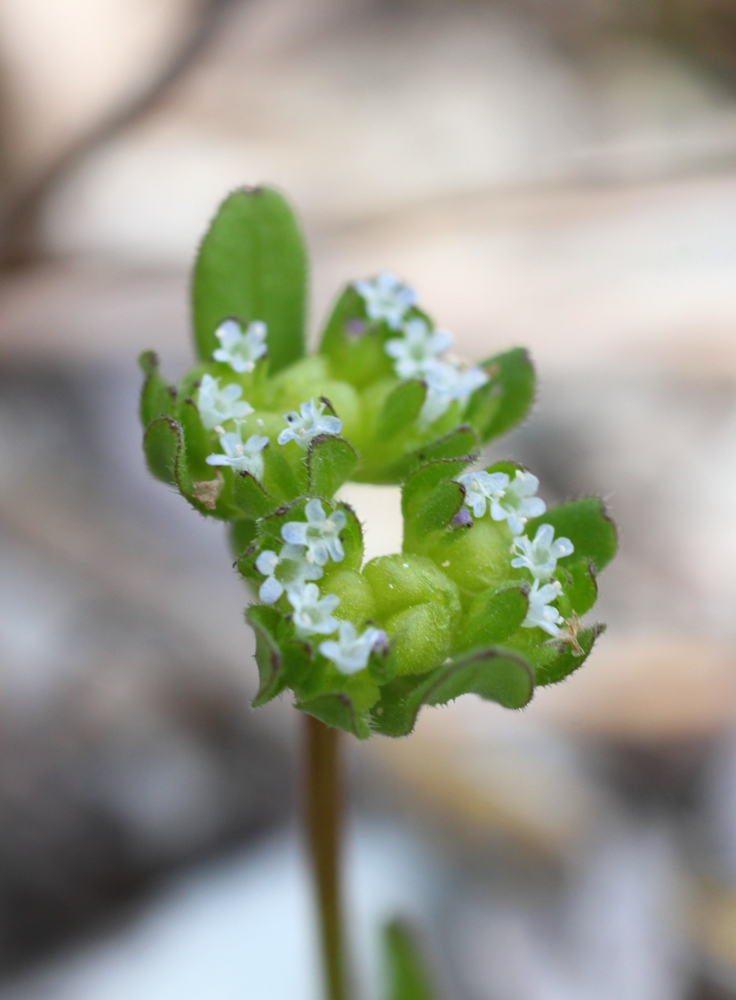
247 605 310 706
142 416 192 493
307 435 359 499
232 469 279 519
192 187 307 374
534 624 604 687
390 426 478 481
376 380 426 440
371 646 534 737
527 498 617 573
401 457 475 524
296 693 371 739
457 583 529 653
467 347 535 442
139 351 177 427
384 920 437 1000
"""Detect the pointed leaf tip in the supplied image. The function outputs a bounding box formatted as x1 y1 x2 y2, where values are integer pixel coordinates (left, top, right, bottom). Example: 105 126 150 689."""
192 187 307 374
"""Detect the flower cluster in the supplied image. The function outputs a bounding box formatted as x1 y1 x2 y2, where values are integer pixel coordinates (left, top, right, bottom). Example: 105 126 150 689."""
456 467 574 637
354 275 490 427
139 187 616 740
255 499 386 674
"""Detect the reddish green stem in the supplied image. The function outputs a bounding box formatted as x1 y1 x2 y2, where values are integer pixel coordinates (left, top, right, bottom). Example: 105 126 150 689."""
304 715 349 1000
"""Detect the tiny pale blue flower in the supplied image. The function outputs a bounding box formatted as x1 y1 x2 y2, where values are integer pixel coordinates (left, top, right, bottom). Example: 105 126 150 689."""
354 273 416 330
255 543 323 604
197 374 253 430
212 319 267 373
385 317 452 379
511 524 574 580
206 424 268 480
277 399 342 450
281 498 347 566
522 579 564 636
456 470 510 519
419 360 488 425
319 621 388 675
288 583 340 638
489 470 546 536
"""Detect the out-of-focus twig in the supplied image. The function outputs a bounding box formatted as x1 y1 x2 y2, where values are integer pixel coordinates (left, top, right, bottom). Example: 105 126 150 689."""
0 0 244 268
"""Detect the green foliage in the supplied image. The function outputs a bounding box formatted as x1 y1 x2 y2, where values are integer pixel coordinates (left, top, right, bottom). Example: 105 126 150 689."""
527 498 617 573
307 435 359 498
143 416 190 492
139 187 616 739
466 347 535 440
371 647 534 738
534 624 604 687
192 187 307 374
383 920 437 1000
376 380 427 440
139 351 176 426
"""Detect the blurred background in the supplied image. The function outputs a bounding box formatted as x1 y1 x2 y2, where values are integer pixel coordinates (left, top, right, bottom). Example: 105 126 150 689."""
1 0 736 997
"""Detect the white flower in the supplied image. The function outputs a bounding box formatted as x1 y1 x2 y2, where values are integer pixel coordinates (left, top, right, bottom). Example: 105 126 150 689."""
522 579 564 637
212 319 267 373
277 399 342 450
206 424 268 479
197 374 253 430
353 272 416 330
281 498 347 566
288 583 340 638
319 621 388 675
255 543 323 604
456 470 510 519
511 524 574 580
489 470 546 536
419 360 488 425
385 318 452 379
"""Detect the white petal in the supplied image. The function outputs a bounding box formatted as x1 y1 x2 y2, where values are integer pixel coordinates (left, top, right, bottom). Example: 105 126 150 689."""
535 524 555 547
259 577 283 604
282 523 308 545
256 550 279 575
305 498 326 523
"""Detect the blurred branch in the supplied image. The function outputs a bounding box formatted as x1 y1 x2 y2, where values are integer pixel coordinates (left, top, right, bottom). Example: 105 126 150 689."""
0 0 244 268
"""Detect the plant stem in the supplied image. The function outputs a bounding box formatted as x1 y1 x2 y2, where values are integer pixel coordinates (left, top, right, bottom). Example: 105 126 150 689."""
304 715 349 1000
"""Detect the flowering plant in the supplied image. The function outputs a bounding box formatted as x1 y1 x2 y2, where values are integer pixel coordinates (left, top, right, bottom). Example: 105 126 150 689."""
139 187 616 998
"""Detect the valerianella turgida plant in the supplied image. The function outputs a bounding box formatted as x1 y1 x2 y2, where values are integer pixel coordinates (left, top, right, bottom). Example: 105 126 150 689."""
138 186 617 998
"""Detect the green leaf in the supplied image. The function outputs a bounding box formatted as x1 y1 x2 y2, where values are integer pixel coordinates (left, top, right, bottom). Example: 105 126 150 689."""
138 351 176 426
142 416 192 493
457 583 529 653
177 397 211 480
318 285 395 388
192 187 307 374
407 481 465 540
527 498 617 573
246 498 364 578
363 554 461 621
534 624 604 687
401 457 474 524
390 426 478 481
262 445 303 503
231 469 279 519
384 920 437 1000
375 380 426 440
296 693 371 739
247 605 310 706
371 646 534 737
384 602 457 676
307 435 359 499
555 560 598 618
229 518 257 560
467 347 535 442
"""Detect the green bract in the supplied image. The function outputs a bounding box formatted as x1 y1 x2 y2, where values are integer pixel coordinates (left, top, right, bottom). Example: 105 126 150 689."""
139 186 617 739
